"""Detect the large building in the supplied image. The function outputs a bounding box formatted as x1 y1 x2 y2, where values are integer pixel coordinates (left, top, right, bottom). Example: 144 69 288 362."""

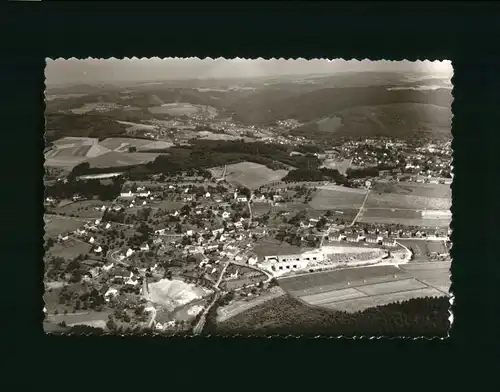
259 250 324 273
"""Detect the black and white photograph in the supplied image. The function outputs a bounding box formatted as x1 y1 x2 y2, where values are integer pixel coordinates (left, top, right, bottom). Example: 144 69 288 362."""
43 58 453 337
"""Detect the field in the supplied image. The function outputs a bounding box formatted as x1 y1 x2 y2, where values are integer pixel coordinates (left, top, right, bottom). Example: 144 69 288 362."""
99 137 154 152
216 286 286 322
320 158 352 175
309 186 367 210
86 151 161 168
359 208 451 227
44 310 112 333
278 263 450 313
51 200 111 219
252 239 310 260
45 137 110 169
372 181 451 199
398 239 449 262
48 240 93 260
365 188 451 211
44 215 85 238
211 162 288 189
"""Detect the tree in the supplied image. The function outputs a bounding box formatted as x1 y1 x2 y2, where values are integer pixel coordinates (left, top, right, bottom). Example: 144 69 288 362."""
128 146 137 153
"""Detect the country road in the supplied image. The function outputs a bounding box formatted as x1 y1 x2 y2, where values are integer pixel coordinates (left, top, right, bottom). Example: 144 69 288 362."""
348 189 371 227
192 253 236 335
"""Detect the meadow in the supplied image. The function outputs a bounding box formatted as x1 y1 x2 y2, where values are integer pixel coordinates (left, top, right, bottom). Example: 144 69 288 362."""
309 187 367 210
218 161 289 189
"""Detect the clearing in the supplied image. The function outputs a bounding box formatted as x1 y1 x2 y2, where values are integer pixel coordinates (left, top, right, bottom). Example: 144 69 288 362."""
48 240 92 260
372 181 451 199
309 187 367 210
44 215 85 238
211 161 288 189
99 137 154 152
51 200 111 219
398 240 449 262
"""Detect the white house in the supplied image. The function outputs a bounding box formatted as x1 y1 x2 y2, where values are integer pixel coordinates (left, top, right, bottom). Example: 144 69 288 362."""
102 263 114 271
94 219 101 225
234 222 243 229
140 243 149 251
126 248 135 258
212 228 224 236
205 192 211 198
186 230 194 237
120 191 133 197
94 246 103 253
248 256 258 265
104 288 119 301
222 211 231 219
171 210 179 217
105 223 111 230
237 197 248 203
155 228 167 235
89 237 95 244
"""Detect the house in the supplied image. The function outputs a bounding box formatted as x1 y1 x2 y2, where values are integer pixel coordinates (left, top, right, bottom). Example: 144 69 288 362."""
140 243 150 251
75 228 87 236
186 230 194 237
234 222 243 229
105 223 111 230
155 228 167 235
212 228 224 236
102 263 114 271
94 246 103 254
170 210 179 217
112 206 124 212
125 274 139 286
58 234 69 242
94 219 101 225
89 237 95 244
205 192 211 198
120 191 133 198
248 256 258 265
347 235 358 242
104 288 119 301
357 234 366 242
222 211 231 219
237 197 248 203
366 235 378 244
383 238 397 247
126 248 135 258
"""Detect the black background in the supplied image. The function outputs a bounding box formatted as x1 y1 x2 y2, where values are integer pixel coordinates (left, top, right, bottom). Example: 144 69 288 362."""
2 1 500 387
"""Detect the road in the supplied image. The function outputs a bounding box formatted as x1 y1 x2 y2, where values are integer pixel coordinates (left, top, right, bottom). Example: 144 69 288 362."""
348 189 371 227
192 252 238 335
247 192 254 224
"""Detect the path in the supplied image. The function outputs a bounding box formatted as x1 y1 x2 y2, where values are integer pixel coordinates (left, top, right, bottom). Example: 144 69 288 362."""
192 252 238 335
348 189 371 227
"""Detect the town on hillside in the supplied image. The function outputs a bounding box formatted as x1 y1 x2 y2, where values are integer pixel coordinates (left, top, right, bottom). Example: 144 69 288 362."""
43 58 453 337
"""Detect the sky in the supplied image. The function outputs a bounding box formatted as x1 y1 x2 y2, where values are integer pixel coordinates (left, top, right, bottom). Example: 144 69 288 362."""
45 58 453 86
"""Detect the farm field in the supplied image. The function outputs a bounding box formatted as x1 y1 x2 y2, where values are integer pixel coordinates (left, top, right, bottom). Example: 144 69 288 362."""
279 263 450 313
398 239 449 262
365 192 451 210
51 200 111 218
86 151 161 168
251 203 272 216
99 137 154 152
323 287 445 313
44 310 113 332
359 208 451 227
215 162 289 189
48 240 93 260
44 215 85 238
372 181 451 199
45 137 111 169
309 187 367 210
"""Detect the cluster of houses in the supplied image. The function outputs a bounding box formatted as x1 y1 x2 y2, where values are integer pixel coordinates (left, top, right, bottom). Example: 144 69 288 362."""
329 232 397 248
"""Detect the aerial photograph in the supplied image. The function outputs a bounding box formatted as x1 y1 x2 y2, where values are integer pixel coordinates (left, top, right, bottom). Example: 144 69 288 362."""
43 58 453 337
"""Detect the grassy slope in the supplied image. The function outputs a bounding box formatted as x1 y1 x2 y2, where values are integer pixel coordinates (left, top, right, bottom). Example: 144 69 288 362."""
216 294 449 337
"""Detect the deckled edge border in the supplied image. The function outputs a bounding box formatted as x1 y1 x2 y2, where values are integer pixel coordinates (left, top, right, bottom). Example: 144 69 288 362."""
42 57 455 340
